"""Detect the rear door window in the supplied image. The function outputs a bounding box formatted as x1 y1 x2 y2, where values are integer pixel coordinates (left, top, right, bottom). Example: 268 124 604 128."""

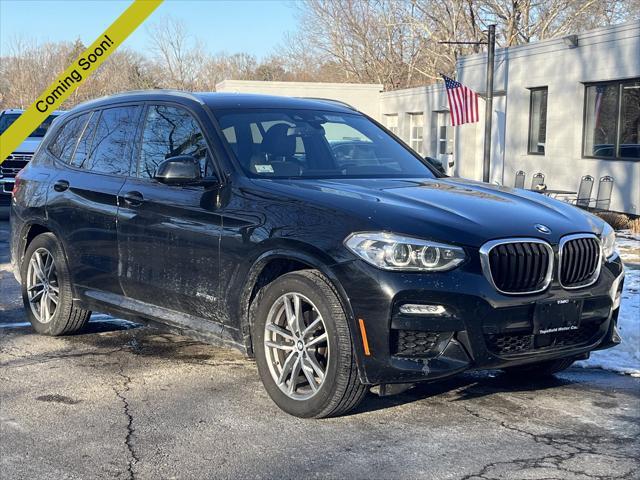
48 113 91 163
84 105 141 175
138 105 214 179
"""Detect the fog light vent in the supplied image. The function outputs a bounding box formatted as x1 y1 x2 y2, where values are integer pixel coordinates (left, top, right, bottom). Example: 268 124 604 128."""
392 330 452 358
399 304 447 315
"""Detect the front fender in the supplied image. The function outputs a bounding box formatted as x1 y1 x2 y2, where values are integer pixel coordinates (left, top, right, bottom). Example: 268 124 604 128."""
234 244 368 383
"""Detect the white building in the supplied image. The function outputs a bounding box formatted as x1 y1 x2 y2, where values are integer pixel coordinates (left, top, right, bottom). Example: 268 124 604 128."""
216 80 383 118
455 21 640 214
218 21 640 214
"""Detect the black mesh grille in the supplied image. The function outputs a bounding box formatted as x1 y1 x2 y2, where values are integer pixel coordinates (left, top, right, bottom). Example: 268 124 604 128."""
486 322 603 356
487 242 551 294
486 333 533 355
392 330 441 358
1 158 29 177
560 236 600 288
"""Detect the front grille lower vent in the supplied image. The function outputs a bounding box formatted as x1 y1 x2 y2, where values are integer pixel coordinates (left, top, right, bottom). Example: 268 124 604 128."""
485 321 603 356
481 240 553 294
392 330 442 358
559 235 601 289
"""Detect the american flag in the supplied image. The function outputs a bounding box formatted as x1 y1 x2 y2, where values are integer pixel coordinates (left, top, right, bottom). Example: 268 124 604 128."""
442 75 480 126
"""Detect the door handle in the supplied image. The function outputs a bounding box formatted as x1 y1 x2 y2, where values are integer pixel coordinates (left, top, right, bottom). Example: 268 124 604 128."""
122 190 144 207
53 180 69 192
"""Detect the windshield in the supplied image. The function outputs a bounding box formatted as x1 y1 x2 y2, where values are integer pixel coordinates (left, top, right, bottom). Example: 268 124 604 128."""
0 113 58 137
215 109 436 179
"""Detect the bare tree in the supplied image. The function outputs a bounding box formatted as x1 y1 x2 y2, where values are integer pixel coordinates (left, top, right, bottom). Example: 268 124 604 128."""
282 0 639 90
1 3 637 110
471 0 633 45
146 16 205 90
0 37 76 109
199 52 259 90
0 36 154 110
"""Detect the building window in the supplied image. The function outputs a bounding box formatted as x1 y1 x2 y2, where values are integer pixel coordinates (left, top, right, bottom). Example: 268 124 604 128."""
385 115 398 135
408 113 424 155
528 87 547 155
439 112 453 155
583 78 640 160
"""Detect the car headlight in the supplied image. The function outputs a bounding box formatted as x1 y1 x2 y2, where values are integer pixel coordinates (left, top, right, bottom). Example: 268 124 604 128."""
601 223 617 259
344 232 466 272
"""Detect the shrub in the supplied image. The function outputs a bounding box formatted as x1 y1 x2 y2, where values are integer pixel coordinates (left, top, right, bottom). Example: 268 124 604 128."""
596 212 631 230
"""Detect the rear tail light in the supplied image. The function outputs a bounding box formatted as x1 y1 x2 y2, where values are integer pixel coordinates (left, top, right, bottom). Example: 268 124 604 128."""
12 171 23 197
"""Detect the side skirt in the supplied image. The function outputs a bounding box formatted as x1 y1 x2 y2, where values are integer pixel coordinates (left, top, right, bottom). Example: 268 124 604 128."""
81 289 247 353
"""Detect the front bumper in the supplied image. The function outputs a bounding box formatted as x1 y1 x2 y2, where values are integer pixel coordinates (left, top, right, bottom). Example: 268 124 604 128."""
332 254 624 385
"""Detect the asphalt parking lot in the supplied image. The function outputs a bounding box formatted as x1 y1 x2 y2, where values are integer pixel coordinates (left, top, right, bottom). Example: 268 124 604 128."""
1 220 639 480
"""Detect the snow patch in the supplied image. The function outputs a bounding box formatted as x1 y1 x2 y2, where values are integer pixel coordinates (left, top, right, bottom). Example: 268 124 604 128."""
576 231 640 376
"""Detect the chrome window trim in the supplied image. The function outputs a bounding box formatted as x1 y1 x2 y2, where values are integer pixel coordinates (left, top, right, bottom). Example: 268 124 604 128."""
558 233 602 290
479 238 554 295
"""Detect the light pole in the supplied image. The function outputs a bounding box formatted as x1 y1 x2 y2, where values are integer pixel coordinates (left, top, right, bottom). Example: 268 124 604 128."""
439 24 497 183
482 25 496 183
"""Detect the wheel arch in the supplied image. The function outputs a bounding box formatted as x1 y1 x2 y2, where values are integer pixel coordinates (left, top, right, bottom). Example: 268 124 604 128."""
238 248 357 361
16 222 72 287
24 223 52 252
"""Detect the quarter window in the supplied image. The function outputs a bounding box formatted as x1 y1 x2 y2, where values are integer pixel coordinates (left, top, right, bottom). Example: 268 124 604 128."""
83 106 141 175
583 79 640 160
71 112 98 167
408 113 424 155
139 105 213 179
528 88 548 155
48 113 91 163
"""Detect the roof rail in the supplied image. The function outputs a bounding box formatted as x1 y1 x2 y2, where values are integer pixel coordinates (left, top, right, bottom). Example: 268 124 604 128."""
300 97 357 111
74 89 206 110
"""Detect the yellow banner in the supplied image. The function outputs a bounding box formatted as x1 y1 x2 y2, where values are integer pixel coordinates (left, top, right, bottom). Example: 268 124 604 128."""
0 0 163 164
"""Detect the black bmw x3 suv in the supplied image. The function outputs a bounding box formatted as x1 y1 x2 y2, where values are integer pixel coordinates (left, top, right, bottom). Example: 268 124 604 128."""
10 91 624 418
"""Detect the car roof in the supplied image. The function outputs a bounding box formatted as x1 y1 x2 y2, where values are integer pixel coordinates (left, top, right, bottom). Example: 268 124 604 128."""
197 93 357 113
1 108 65 115
70 90 359 115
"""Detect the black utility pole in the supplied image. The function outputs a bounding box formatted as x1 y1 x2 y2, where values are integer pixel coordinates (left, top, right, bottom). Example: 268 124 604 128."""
482 25 496 183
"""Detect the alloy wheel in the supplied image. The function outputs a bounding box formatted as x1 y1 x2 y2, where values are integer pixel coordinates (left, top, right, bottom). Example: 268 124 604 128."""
26 247 59 324
264 292 329 400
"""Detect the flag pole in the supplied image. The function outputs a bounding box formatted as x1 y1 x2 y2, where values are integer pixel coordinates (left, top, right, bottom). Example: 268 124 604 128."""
482 25 496 183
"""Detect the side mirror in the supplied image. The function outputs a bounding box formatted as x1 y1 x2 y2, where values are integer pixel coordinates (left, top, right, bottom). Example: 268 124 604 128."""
425 156 445 175
154 155 201 185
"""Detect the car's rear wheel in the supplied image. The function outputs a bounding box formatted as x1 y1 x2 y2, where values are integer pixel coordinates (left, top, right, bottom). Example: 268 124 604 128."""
501 358 575 377
21 233 91 336
253 270 367 418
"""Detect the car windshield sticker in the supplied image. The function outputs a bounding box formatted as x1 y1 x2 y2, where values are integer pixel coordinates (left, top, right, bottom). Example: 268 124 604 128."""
324 115 345 123
255 164 274 173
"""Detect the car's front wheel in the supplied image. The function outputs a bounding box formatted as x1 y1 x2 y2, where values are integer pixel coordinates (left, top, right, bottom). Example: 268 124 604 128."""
21 232 91 336
253 270 367 418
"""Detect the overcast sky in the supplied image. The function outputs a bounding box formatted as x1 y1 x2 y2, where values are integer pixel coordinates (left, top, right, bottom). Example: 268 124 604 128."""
0 0 298 58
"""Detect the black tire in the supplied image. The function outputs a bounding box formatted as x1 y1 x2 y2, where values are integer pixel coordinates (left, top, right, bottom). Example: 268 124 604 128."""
252 269 367 418
502 358 575 377
21 233 91 336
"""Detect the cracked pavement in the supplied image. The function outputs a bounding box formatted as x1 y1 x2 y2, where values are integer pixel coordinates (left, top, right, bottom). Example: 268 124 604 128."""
1 220 639 479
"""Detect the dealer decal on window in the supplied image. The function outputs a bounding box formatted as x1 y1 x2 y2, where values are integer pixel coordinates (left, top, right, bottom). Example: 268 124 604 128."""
255 164 274 173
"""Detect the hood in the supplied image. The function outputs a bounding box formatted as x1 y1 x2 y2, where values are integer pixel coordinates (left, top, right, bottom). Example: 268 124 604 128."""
259 177 604 247
13 137 42 154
